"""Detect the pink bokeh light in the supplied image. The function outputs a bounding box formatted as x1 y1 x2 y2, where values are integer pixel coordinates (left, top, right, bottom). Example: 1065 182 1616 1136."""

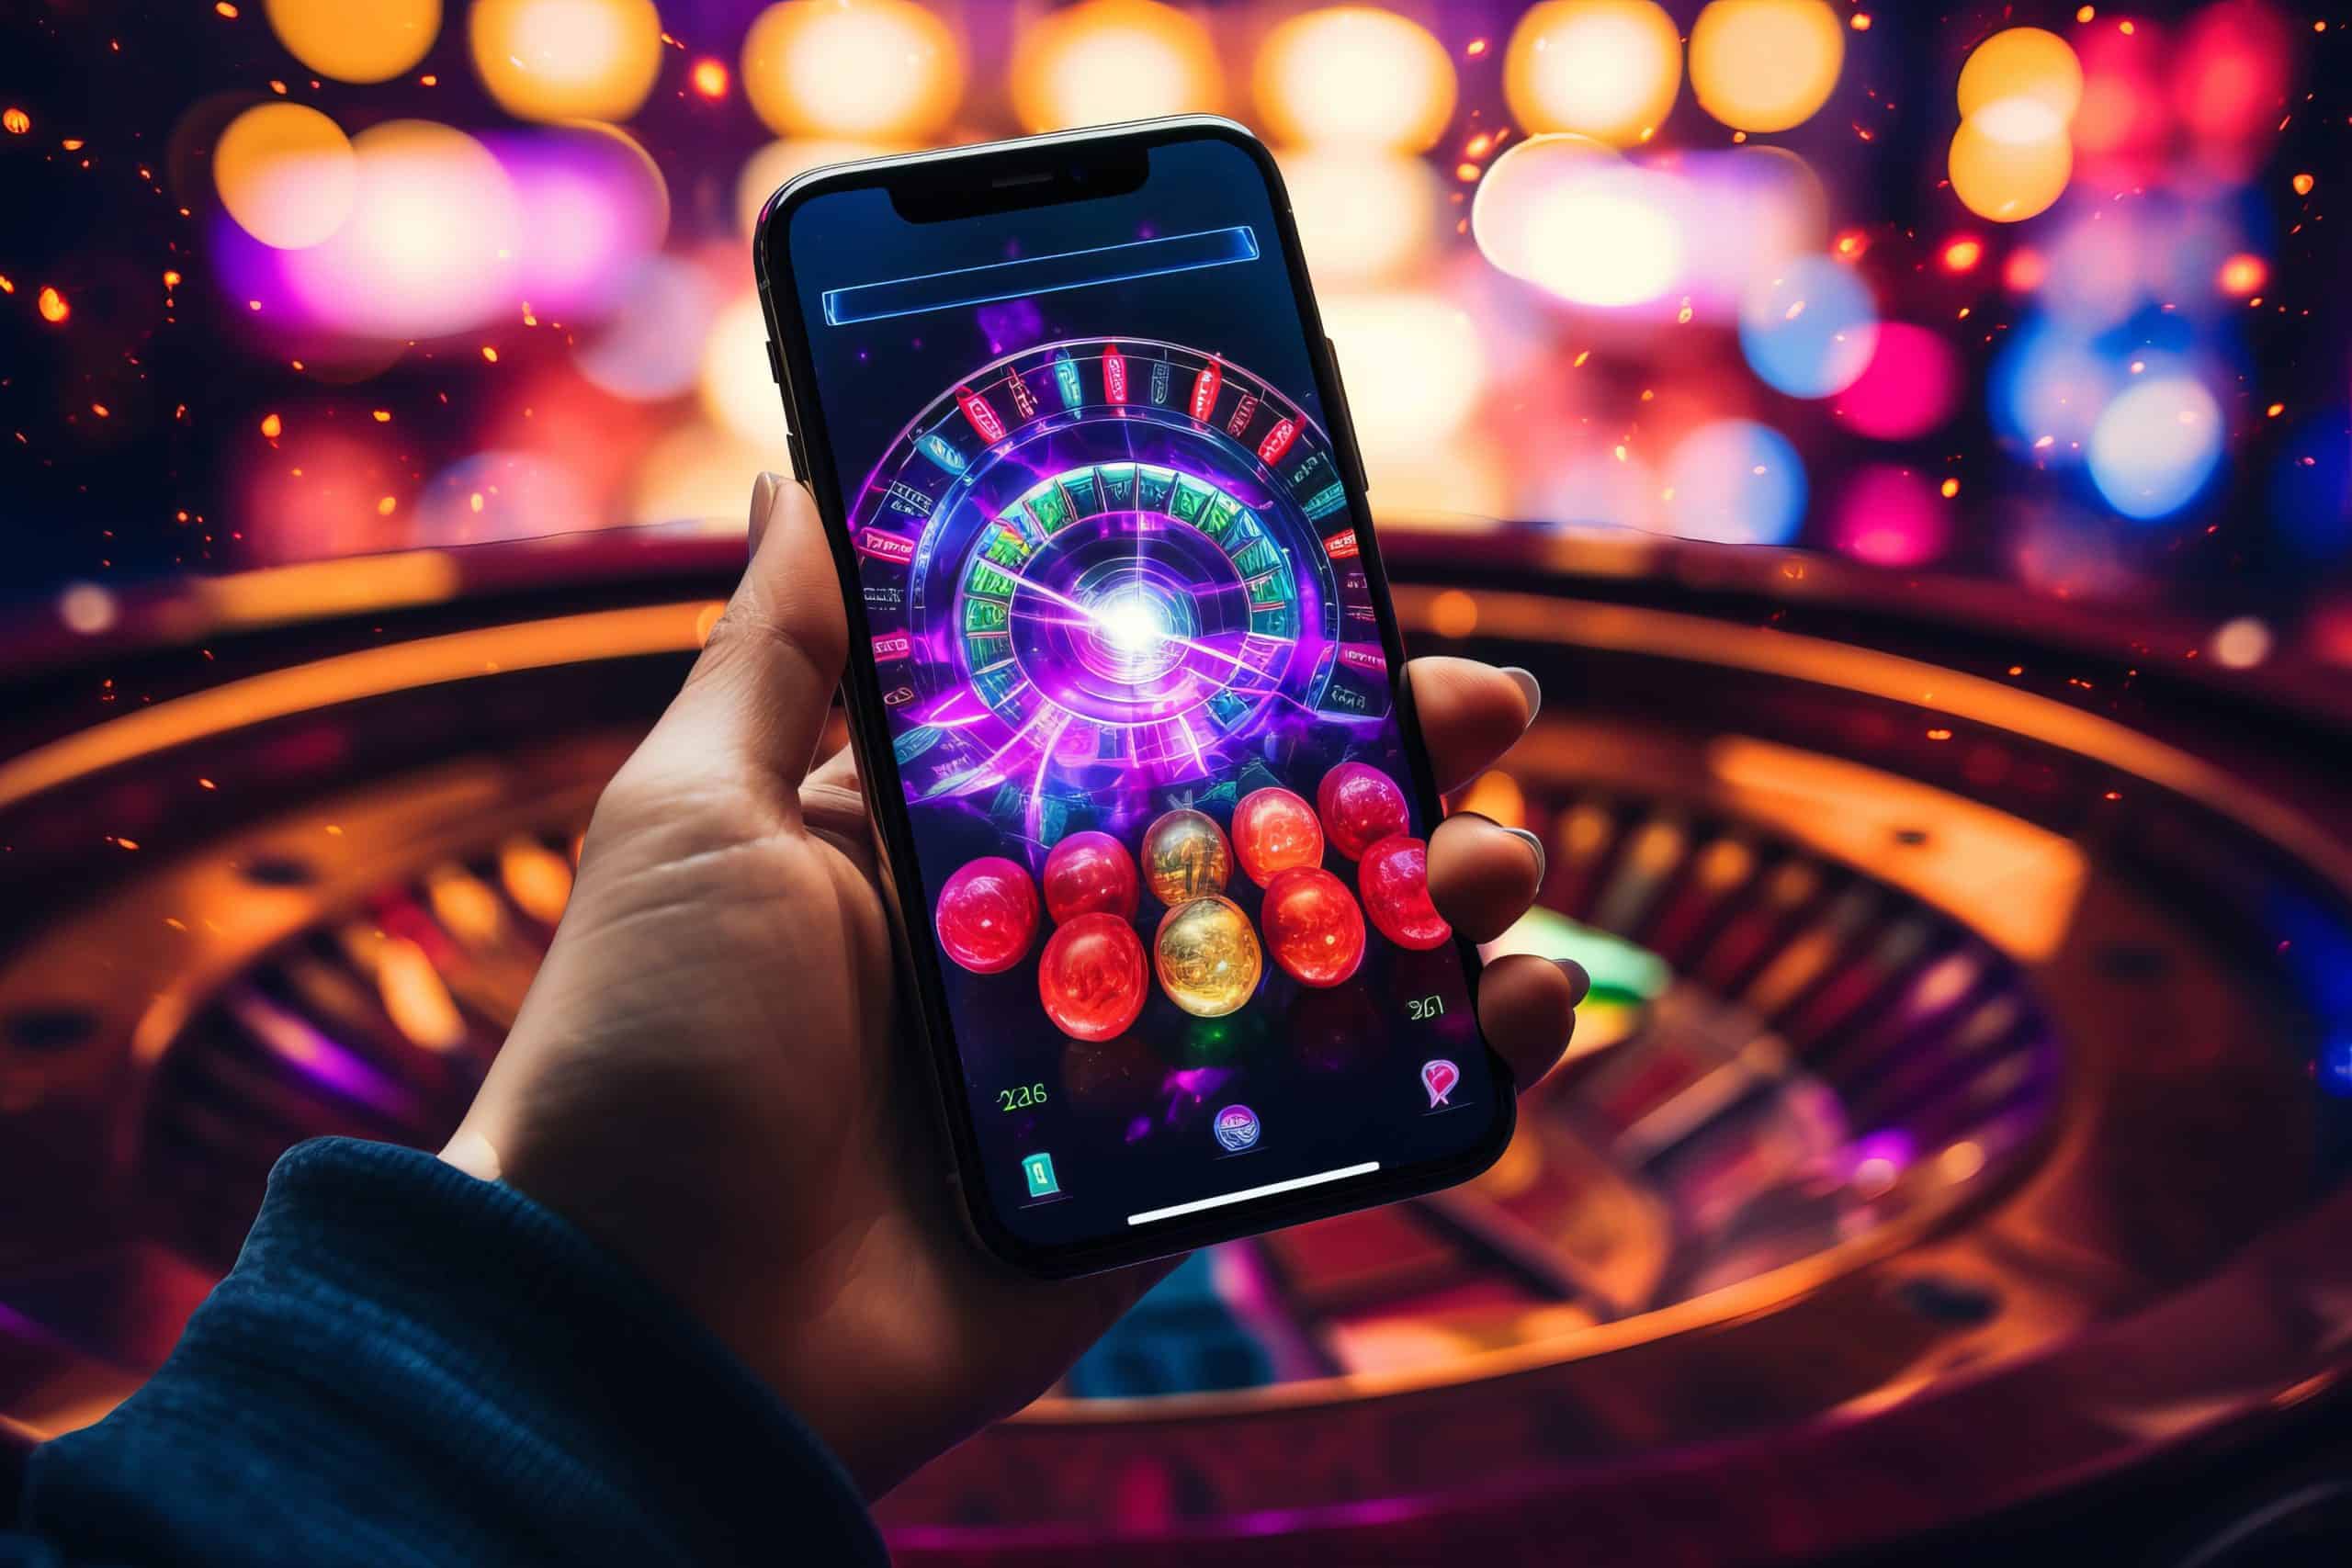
1830 323 1962 443
1832 465 1951 569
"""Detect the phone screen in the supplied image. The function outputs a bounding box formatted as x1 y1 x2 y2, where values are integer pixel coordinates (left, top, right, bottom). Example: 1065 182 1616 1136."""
772 130 1498 1258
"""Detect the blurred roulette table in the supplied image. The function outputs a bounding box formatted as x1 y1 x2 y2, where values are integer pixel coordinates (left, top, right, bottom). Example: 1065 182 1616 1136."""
4 523 2350 1564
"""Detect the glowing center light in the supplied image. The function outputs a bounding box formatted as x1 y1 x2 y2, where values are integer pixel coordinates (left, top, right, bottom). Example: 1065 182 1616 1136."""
213 101 356 250
1011 0 1221 133
1256 6 1455 152
743 0 965 140
469 0 663 124
1093 588 1178 671
1688 0 1846 134
1502 0 1682 145
2088 375 2224 520
265 0 442 85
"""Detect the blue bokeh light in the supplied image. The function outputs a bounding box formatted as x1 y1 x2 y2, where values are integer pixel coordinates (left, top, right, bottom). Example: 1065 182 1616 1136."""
1739 256 1880 400
2087 375 2224 521
1664 420 1808 546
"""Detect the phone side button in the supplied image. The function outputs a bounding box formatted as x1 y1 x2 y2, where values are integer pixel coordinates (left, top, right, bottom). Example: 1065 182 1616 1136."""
1323 335 1374 500
786 432 810 484
766 338 786 385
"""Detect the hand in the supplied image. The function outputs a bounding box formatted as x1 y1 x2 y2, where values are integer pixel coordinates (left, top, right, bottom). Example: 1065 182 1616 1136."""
444 475 1589 1496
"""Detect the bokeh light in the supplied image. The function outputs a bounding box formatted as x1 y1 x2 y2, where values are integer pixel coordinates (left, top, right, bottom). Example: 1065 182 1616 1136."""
1687 0 1844 134
1832 464 1950 567
1738 254 1878 399
1956 27 2083 121
264 0 441 85
1948 99 2074 223
2088 375 2224 520
630 423 773 527
415 451 594 545
1991 326 2115 460
213 102 356 251
742 0 964 141
1281 150 1441 287
736 138 898 237
1009 0 1218 133
468 0 664 124
1320 291 1487 451
2270 408 2351 562
281 120 522 340
1473 134 1679 308
1501 1 1681 146
1663 419 1807 545
1256 7 1454 152
1833 322 1962 441
1527 450 1663 534
2176 1 2291 148
575 254 718 401
702 290 793 453
241 429 407 562
489 123 669 317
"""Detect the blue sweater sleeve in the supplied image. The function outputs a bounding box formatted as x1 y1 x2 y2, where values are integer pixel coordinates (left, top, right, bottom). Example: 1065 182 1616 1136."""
6 1138 887 1566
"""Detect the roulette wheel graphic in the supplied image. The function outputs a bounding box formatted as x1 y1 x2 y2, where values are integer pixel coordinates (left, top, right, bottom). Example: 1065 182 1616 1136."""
854 338 1384 840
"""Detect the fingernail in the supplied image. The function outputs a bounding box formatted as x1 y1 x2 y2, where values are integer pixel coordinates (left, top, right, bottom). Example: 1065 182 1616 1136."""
748 470 781 559
1556 956 1591 1007
1501 666 1542 728
1505 825 1546 886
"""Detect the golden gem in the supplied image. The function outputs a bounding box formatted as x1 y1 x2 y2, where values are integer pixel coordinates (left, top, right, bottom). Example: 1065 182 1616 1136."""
1154 896 1263 1018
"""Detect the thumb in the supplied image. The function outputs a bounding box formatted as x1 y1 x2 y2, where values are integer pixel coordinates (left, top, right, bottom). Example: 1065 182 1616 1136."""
628 472 849 805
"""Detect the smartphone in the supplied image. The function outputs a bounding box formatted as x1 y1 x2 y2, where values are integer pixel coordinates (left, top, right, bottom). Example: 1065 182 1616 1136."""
752 117 1511 1276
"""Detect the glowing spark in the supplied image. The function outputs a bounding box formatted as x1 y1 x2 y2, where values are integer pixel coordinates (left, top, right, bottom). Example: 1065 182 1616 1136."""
378 495 398 514
0 276 11 292
2119 19 2134 34
215 2 238 16
469 492 485 513
1850 12 1871 28
1940 478 1961 498
2267 402 2285 417
692 58 729 97
37 285 68 322
61 137 82 150
2076 5 2094 19
90 403 109 418
2293 173 2315 196
1941 237 1984 272
1466 38 1487 56
371 409 390 423
162 269 180 288
481 345 499 363
1927 728 1952 740
421 74 437 86
1572 349 1590 367
259 412 281 438
1455 162 1479 182
1464 132 1491 158
2 107 28 135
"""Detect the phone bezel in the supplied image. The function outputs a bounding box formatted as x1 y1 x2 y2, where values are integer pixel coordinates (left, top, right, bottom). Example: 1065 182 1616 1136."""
752 116 1517 1278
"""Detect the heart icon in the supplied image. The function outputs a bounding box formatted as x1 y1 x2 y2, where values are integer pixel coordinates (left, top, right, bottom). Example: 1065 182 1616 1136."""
1420 1058 1459 1108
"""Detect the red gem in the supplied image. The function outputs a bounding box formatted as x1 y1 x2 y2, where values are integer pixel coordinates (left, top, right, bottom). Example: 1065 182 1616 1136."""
933 855 1040 974
1041 829 1139 922
1357 835 1451 951
1316 761 1410 861
1261 866 1368 987
1037 912 1148 1042
1230 786 1325 886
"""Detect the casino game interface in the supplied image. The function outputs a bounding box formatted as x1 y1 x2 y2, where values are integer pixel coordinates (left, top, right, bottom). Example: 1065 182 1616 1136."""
785 136 1498 1246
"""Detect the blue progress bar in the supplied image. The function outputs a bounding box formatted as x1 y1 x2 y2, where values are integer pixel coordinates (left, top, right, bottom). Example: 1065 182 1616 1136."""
823 226 1261 326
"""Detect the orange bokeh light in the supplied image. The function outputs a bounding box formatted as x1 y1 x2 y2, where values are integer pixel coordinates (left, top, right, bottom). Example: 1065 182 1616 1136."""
1941 237 1984 272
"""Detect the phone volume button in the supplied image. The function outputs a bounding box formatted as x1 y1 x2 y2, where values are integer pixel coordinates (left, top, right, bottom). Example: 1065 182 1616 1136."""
765 338 785 385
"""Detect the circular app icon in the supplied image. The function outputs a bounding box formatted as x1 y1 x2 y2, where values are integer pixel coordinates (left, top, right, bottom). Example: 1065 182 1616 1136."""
1213 1103 1261 1153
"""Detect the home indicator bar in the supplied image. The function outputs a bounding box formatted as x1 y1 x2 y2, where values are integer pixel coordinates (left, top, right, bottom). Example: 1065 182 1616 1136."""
1126 1161 1379 1226
823 226 1261 327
